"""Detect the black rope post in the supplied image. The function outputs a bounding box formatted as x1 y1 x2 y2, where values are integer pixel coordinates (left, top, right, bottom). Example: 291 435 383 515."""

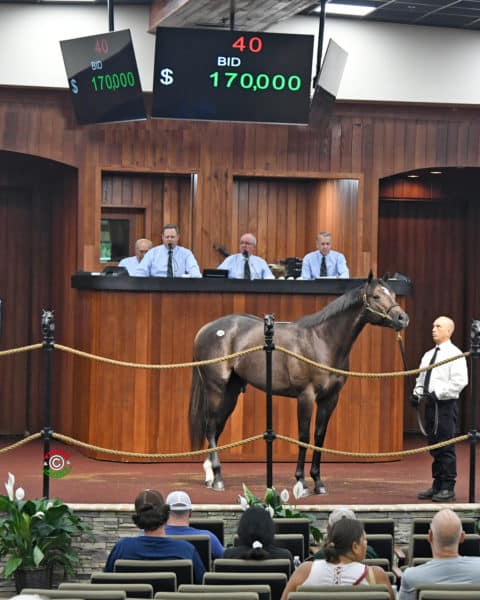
468 319 480 503
41 309 55 499
263 314 276 489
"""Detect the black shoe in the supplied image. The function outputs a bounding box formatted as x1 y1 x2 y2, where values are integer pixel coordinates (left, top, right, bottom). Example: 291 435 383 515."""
432 489 456 502
417 487 436 499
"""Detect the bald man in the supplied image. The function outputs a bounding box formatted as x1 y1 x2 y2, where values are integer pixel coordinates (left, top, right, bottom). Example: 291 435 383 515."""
118 238 153 275
399 509 480 600
413 316 468 502
217 233 274 279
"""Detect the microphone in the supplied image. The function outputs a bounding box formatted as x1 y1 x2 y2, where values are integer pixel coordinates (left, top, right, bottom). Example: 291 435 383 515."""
242 250 249 259
168 243 173 251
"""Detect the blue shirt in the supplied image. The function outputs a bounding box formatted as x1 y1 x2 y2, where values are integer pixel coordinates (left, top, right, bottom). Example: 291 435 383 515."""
218 253 274 279
133 245 202 278
118 256 140 275
104 535 205 584
301 250 349 279
165 524 224 559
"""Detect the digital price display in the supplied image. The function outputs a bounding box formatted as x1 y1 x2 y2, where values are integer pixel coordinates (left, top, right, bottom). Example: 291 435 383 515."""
152 28 314 124
60 29 146 125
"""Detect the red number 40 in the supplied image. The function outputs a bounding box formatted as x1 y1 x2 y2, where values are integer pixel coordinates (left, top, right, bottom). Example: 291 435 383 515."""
232 35 262 53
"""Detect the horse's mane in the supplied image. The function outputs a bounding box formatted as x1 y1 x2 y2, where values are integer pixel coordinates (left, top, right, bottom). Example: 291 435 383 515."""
295 284 365 328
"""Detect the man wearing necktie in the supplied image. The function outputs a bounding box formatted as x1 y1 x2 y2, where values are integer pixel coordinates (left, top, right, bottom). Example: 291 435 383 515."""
301 231 349 279
133 224 202 278
412 316 468 502
217 233 274 279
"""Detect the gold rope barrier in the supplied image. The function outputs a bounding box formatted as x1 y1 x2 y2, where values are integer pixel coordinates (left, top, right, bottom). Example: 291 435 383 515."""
276 345 470 378
0 343 42 357
275 433 470 459
54 343 263 369
51 431 265 459
0 430 468 461
0 432 42 454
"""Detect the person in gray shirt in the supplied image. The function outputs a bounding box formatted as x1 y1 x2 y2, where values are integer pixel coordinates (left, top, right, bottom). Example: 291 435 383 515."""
399 509 480 600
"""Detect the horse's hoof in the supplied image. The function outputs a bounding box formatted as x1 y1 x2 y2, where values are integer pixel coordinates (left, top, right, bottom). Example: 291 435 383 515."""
212 480 225 492
298 487 313 498
205 480 213 488
314 485 328 495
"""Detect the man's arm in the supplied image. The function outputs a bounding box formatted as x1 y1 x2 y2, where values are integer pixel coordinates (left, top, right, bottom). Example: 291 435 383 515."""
301 253 314 279
337 252 350 278
185 250 202 278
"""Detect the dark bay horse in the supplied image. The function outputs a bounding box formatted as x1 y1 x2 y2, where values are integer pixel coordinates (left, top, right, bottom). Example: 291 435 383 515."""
189 274 409 494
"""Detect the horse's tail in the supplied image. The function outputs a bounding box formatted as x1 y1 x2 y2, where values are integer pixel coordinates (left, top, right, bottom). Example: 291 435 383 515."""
189 366 208 450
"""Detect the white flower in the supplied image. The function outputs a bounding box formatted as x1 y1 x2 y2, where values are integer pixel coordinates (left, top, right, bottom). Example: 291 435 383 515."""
265 505 274 518
5 472 15 501
238 495 249 511
280 488 290 503
15 487 25 501
293 480 304 500
33 511 45 519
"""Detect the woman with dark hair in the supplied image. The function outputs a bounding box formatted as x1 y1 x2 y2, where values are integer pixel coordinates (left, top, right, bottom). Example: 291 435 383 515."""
280 518 393 600
104 489 205 583
223 506 293 568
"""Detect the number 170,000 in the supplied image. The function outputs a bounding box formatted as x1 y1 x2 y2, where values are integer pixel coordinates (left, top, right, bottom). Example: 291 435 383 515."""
209 71 302 92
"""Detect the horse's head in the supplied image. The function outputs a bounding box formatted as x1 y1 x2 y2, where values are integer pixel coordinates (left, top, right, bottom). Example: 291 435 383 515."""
362 272 409 331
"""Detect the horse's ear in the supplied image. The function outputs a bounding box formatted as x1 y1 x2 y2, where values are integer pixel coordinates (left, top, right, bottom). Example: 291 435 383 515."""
367 270 374 283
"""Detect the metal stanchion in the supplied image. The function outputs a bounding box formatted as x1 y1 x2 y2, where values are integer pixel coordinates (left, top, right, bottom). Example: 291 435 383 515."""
41 309 55 499
468 319 480 503
263 314 276 489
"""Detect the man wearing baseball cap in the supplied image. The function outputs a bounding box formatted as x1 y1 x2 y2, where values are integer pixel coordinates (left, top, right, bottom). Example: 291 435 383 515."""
165 490 224 559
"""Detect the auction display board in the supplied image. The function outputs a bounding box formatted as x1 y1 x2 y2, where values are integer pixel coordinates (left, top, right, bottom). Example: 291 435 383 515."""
152 27 314 124
60 29 146 125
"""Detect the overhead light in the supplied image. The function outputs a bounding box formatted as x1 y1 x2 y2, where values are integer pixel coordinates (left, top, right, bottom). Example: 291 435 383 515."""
429 170 443 175
313 3 376 17
407 174 419 178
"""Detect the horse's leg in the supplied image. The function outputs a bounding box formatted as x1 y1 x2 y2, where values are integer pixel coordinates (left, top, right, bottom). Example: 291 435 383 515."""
310 393 339 494
295 390 316 495
206 374 244 491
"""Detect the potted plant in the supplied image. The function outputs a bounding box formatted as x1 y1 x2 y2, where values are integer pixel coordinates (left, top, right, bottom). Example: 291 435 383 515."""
0 472 92 592
238 481 322 544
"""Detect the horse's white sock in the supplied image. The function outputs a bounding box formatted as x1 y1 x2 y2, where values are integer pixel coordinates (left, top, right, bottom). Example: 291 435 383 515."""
203 458 214 485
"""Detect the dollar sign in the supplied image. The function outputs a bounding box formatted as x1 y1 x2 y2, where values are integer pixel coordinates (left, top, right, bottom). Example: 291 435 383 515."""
70 79 79 94
160 68 174 86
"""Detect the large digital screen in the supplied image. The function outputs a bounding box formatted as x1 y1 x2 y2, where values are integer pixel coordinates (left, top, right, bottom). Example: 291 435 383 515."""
152 28 314 124
60 29 146 125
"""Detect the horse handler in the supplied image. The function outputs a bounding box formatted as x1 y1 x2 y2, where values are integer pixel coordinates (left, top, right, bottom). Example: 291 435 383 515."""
411 316 468 502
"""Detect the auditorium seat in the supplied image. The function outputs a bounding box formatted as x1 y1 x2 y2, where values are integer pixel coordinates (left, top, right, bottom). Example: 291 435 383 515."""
168 534 211 570
154 593 260 600
21 589 126 600
204 571 287 600
409 534 480 566
60 583 153 599
415 584 480 598
213 558 291 577
232 533 304 561
363 518 395 537
412 518 477 535
189 518 225 545
114 559 193 586
287 592 390 600
91 571 177 594
419 590 480 600
296 584 391 593
273 518 310 557
177 584 271 600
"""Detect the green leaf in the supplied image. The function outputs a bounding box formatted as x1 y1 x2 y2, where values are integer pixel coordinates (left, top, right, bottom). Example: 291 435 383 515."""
4 557 23 578
33 544 45 567
311 525 322 544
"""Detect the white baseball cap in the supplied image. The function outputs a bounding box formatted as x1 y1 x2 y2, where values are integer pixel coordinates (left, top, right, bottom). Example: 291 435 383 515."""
166 490 192 511
328 507 356 527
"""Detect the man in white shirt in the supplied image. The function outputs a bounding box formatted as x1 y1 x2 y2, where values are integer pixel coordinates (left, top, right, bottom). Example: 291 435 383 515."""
412 316 468 502
399 509 480 600
301 232 349 279
118 238 152 275
134 224 201 278
218 233 274 280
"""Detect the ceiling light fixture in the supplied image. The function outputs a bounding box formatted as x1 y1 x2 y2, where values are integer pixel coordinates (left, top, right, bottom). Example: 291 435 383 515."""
407 174 420 178
429 170 443 175
313 3 376 17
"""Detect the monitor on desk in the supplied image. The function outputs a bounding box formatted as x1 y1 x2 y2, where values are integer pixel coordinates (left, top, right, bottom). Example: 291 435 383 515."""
203 269 229 279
